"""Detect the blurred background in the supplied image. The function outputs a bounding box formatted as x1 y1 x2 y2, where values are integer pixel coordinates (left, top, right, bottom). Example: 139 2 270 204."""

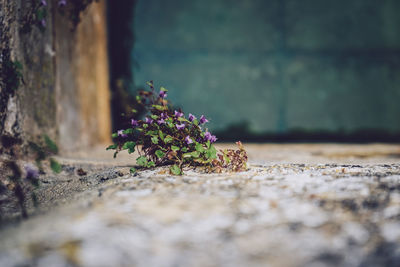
108 0 400 142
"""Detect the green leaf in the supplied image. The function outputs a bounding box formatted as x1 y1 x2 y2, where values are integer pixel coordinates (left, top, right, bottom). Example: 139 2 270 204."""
170 165 182 175
194 158 212 164
145 130 158 136
112 133 118 138
160 86 168 92
178 117 189 122
131 109 137 113
136 156 148 167
205 145 217 159
184 151 201 158
44 135 58 154
147 161 156 168
191 151 200 158
195 142 205 153
150 114 158 120
130 167 137 174
106 144 117 150
152 105 168 111
151 136 159 144
167 122 174 128
143 124 148 129
123 128 134 135
223 153 231 164
14 61 23 70
155 150 165 159
49 158 62 173
206 140 211 149
171 145 180 152
158 130 165 141
181 147 188 152
122 141 136 154
183 152 192 158
164 135 173 143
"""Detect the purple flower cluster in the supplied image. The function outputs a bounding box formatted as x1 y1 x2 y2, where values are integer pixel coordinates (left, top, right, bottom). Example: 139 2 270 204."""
131 119 139 126
39 0 47 28
25 164 39 180
199 115 208 124
185 136 193 144
145 117 153 124
188 113 196 122
118 129 127 138
159 90 167 98
205 131 217 143
174 110 183 118
58 0 67 6
176 123 185 130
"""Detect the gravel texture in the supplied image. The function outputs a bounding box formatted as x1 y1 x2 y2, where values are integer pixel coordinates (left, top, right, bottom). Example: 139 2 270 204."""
0 144 400 267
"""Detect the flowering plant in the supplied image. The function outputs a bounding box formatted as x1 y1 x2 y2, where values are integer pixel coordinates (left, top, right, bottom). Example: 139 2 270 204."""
107 81 247 175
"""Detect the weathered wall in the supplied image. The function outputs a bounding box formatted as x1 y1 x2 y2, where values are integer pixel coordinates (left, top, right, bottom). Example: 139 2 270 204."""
0 0 57 144
133 0 400 134
0 0 111 154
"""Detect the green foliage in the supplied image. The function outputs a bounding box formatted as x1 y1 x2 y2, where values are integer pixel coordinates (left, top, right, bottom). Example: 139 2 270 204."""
3 59 23 91
155 150 165 159
50 158 62 174
106 81 248 175
122 141 136 154
136 156 148 167
170 165 182 175
1 134 62 218
44 134 58 154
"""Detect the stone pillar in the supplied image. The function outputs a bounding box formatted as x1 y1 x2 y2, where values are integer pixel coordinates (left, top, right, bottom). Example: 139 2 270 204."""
56 0 111 152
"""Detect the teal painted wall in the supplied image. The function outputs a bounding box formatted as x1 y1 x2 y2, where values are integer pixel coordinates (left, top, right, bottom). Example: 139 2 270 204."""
133 0 400 134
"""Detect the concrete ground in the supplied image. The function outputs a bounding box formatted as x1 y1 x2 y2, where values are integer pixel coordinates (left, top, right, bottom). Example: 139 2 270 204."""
0 143 400 267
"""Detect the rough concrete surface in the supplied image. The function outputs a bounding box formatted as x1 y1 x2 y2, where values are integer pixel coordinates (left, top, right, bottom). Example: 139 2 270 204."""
0 144 400 267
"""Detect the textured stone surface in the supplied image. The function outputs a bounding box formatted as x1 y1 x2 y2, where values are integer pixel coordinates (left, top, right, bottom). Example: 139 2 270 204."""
0 144 399 266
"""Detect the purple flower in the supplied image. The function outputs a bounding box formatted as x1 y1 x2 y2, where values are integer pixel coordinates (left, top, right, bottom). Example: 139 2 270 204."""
118 130 128 138
185 136 193 144
40 19 46 27
204 131 212 141
174 110 183 118
131 119 139 127
204 132 217 143
157 118 165 125
199 115 209 124
145 117 153 124
25 164 39 180
41 0 47 6
159 90 167 98
176 123 185 130
160 112 168 119
188 113 196 122
58 0 67 6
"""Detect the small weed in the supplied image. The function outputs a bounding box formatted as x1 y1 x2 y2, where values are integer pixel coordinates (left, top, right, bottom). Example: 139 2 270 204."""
107 81 248 175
